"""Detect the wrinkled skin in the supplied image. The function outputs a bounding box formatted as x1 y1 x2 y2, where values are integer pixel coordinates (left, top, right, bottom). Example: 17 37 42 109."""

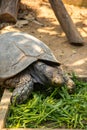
3 61 75 104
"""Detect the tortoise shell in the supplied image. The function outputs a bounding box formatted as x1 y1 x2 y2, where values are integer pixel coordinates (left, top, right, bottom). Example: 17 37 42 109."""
0 32 60 79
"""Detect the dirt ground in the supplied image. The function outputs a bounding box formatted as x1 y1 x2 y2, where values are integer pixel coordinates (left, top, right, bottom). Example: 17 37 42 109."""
0 0 87 78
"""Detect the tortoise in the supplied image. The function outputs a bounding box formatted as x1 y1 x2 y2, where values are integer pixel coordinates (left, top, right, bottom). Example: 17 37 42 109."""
0 31 75 104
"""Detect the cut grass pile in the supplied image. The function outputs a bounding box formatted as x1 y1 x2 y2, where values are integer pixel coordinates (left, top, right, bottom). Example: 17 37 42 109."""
6 76 87 129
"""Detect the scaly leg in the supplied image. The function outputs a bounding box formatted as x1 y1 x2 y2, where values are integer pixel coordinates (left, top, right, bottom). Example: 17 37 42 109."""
5 70 34 104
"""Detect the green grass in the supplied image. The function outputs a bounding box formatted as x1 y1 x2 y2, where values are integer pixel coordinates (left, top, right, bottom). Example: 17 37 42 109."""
6 76 87 129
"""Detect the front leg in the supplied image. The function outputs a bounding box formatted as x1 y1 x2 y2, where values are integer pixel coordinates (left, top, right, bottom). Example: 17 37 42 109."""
11 76 33 104
5 70 34 104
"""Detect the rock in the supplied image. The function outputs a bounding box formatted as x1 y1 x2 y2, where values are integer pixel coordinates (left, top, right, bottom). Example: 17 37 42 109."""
24 14 35 21
14 20 28 28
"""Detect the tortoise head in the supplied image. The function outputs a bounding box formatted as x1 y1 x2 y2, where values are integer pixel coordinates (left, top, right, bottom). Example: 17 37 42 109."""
52 66 75 91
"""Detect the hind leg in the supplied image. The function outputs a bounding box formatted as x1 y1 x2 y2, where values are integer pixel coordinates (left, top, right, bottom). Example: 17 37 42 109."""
5 70 34 104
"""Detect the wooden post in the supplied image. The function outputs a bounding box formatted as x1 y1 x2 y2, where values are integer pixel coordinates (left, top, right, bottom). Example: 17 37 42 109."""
0 89 12 129
0 0 20 23
49 0 84 46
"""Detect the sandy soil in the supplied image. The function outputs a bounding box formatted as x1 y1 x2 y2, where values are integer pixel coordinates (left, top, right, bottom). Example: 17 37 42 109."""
0 0 87 77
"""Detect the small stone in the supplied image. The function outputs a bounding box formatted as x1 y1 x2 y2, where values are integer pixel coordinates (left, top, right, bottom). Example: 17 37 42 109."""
24 14 35 21
14 20 28 28
72 50 77 54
